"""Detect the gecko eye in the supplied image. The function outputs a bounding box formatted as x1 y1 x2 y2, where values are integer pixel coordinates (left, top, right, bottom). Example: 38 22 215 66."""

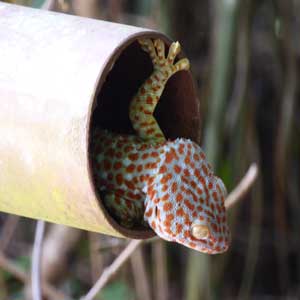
191 224 210 240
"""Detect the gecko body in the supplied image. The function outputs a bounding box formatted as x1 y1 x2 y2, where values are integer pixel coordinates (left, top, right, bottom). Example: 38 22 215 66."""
92 39 230 254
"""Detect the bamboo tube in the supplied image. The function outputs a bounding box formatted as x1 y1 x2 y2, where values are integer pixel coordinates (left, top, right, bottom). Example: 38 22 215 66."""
0 3 200 238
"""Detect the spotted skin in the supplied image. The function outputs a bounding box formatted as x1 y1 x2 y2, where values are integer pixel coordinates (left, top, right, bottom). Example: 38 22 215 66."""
92 39 230 254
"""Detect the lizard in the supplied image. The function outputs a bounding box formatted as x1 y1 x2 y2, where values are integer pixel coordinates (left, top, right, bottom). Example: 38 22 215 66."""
91 38 230 254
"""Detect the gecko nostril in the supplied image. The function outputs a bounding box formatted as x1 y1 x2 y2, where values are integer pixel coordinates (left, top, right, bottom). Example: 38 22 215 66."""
155 206 158 217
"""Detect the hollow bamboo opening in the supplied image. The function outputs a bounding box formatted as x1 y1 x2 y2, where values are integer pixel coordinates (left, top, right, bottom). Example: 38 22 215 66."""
88 34 201 239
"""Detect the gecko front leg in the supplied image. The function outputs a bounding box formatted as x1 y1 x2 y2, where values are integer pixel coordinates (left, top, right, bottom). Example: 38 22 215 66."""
129 38 190 143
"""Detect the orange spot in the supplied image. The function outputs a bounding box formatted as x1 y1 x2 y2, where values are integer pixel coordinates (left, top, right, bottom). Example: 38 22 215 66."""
163 202 173 211
147 78 153 84
184 230 190 239
151 221 156 230
184 199 195 211
165 227 173 236
113 161 122 170
146 128 155 135
137 165 143 172
159 165 167 173
174 165 181 174
176 207 184 217
211 223 218 233
176 223 183 234
145 208 153 217
116 174 123 185
142 153 149 159
193 153 200 161
200 152 206 160
197 206 203 212
189 242 196 248
151 151 159 158
155 133 164 138
166 214 174 221
202 165 209 176
190 181 197 189
162 193 170 201
212 191 218 201
192 211 197 218
179 144 185 154
196 187 203 195
146 96 153 104
144 110 152 115
166 152 175 164
208 182 213 190
148 189 155 200
125 180 135 190
160 173 172 184
148 177 155 185
176 193 183 202
156 183 165 192
171 182 178 193
128 153 139 161
183 169 190 177
126 164 135 173
157 209 161 221
107 173 113 181
164 220 171 228
140 144 148 151
184 217 191 226
184 156 191 165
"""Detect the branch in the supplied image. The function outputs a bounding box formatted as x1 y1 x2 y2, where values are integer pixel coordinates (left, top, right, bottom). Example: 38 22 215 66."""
0 252 71 300
32 220 45 300
225 163 259 209
80 240 142 300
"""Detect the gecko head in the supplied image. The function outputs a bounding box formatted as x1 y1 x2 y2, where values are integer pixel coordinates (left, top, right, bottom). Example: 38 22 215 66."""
144 139 230 254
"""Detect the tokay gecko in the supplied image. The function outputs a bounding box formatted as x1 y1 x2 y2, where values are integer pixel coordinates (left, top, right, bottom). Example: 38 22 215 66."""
92 38 230 254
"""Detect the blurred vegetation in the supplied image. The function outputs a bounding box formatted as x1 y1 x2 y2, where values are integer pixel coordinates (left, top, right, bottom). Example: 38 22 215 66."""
1 0 300 299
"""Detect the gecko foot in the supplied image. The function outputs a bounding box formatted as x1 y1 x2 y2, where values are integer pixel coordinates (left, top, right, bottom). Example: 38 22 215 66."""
138 38 190 79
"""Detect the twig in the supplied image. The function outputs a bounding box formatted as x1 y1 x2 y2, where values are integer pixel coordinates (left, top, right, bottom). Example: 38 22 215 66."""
41 0 56 10
225 163 259 209
80 240 142 300
0 252 71 300
32 220 46 300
